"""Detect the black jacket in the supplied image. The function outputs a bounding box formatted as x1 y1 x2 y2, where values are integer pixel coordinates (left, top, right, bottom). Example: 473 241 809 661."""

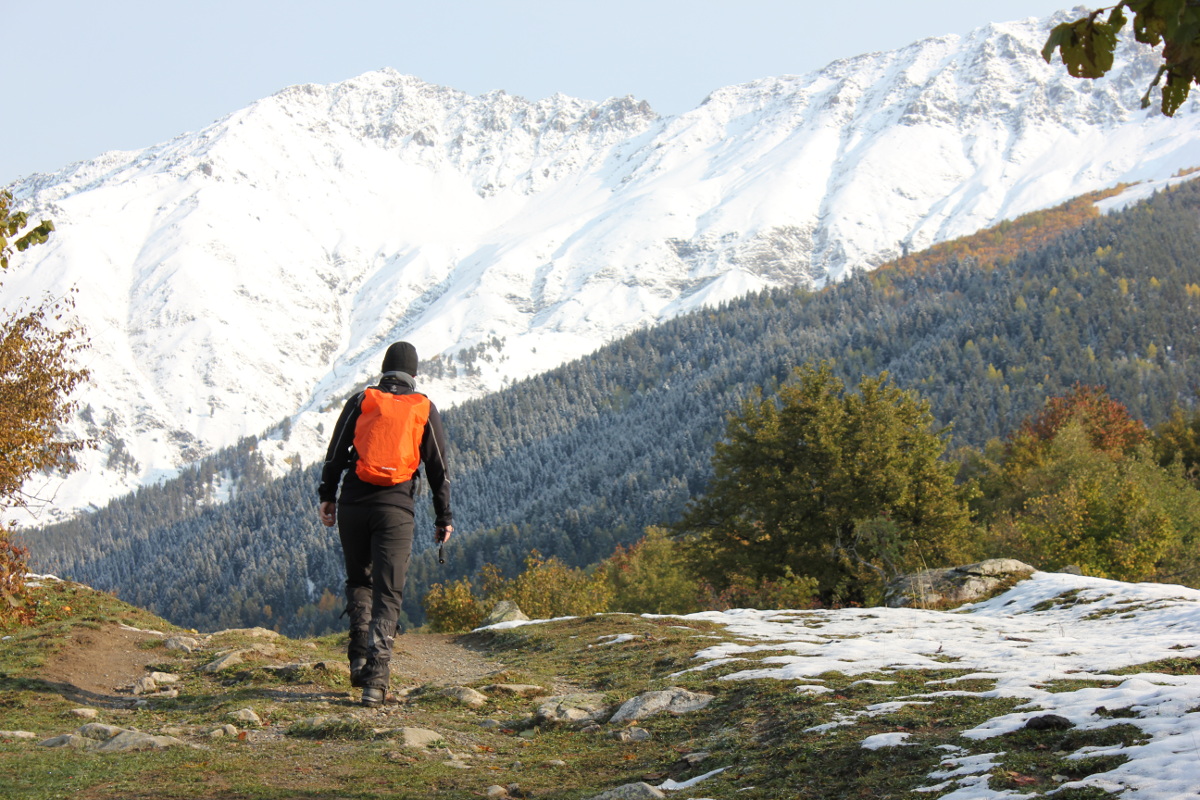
317 374 453 526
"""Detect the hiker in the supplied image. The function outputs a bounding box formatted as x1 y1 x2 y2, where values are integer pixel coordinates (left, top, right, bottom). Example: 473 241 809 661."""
317 341 454 707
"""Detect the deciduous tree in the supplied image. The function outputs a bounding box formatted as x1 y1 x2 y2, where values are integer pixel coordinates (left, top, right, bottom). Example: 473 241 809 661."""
675 362 971 604
0 190 90 513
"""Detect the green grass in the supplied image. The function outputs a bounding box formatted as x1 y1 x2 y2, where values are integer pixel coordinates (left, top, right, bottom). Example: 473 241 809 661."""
0 582 1171 799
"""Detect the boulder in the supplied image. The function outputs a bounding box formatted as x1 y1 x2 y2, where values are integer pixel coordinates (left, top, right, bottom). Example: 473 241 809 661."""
94 730 190 752
609 688 714 724
481 601 530 627
883 559 1035 609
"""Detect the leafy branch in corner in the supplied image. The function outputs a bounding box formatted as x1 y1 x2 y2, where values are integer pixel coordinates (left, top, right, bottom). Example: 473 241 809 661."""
1043 0 1200 116
0 190 54 271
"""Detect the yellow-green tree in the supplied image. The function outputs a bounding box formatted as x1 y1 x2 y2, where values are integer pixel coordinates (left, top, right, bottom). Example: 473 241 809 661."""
676 362 971 605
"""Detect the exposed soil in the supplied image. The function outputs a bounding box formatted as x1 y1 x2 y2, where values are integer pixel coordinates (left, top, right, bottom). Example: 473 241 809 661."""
39 624 163 697
38 623 504 705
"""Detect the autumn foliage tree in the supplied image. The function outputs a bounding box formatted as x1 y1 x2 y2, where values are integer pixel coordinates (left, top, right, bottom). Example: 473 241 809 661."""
0 189 90 625
970 386 1200 582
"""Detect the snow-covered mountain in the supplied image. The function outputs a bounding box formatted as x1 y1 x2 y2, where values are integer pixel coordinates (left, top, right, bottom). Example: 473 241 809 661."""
7 9 1200 521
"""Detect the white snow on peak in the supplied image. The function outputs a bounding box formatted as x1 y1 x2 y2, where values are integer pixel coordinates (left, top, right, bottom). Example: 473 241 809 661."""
7 10 1200 522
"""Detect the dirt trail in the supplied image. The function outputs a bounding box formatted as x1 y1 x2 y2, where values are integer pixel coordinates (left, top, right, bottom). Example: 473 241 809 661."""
38 624 503 703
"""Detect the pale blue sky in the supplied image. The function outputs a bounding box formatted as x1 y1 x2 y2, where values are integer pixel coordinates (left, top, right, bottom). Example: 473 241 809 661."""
6 1 1078 185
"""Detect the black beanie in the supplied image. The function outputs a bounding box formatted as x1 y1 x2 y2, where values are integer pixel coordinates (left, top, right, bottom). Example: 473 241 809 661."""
381 341 418 376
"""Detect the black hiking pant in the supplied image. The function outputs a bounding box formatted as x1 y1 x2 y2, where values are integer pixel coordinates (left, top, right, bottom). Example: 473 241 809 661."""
338 503 414 688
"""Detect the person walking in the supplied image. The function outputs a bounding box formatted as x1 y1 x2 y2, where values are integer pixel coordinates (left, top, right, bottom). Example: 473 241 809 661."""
317 341 454 707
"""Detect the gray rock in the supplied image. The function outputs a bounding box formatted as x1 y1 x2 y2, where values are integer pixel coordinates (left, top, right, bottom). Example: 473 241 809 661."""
481 600 530 626
94 730 190 752
588 782 667 800
201 651 247 673
69 708 99 719
76 723 128 740
483 683 545 697
209 724 239 738
611 726 652 742
444 686 488 708
534 693 611 727
0 730 38 740
149 671 181 685
39 733 95 749
395 727 444 748
210 626 280 639
883 559 1036 609
609 688 714 723
227 708 262 726
164 635 201 653
132 676 157 695
200 644 283 673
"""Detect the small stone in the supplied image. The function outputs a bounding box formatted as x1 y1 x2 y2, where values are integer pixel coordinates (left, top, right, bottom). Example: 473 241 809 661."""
479 719 504 729
164 635 201 653
201 651 247 673
396 727 443 748
0 730 38 740
486 786 509 799
444 686 488 708
132 677 157 695
69 708 99 719
228 708 262 726
149 671 181 685
611 726 652 742
209 724 239 738
483 684 545 698
544 759 568 767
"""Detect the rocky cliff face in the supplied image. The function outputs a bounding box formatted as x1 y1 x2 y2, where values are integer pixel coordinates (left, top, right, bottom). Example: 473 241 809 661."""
6 10 1200 519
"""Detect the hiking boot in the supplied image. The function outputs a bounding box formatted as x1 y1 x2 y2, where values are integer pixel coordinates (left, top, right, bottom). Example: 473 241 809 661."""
361 687 385 708
349 657 368 687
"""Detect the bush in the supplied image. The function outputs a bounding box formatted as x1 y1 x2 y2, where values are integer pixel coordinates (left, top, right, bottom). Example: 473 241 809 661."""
601 526 704 614
423 576 487 633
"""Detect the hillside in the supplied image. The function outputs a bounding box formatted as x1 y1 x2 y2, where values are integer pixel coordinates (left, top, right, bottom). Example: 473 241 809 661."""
25 174 1200 634
4 570 1199 799
9 10 1200 520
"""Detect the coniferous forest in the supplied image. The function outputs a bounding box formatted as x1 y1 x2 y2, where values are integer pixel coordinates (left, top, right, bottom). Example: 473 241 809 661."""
24 178 1200 635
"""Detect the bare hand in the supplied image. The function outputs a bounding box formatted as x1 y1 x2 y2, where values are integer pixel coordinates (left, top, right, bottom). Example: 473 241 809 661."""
318 501 337 528
436 525 453 544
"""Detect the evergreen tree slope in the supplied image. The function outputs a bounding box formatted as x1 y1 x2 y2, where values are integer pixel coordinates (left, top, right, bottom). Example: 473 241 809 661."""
26 180 1200 633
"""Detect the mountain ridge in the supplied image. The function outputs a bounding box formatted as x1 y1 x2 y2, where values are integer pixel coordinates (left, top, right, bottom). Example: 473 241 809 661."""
7 9 1200 521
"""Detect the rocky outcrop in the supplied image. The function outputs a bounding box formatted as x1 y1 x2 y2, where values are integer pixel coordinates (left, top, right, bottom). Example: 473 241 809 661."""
883 559 1035 608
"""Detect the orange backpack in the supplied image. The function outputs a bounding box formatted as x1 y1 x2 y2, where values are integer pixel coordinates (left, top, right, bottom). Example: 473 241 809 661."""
353 388 431 486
